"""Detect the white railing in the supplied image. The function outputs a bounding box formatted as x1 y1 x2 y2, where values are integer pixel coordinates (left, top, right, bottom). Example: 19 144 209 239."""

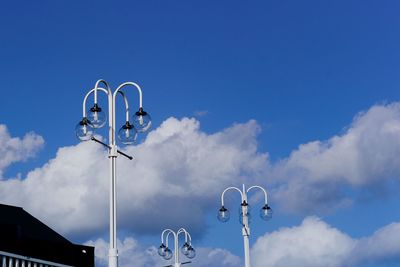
0 250 73 267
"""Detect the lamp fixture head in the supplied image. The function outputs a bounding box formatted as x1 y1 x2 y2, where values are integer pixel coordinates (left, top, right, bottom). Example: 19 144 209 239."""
133 107 152 133
186 246 196 259
88 103 107 128
217 206 230 223
260 204 273 221
163 247 173 260
117 121 138 145
158 243 167 257
75 117 94 141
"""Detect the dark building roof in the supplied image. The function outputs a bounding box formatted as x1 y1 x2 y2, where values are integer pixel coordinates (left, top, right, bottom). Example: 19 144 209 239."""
0 203 94 267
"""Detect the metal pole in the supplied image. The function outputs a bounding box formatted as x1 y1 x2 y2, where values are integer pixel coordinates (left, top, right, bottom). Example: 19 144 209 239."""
174 230 179 267
242 222 251 267
109 155 118 267
241 184 251 267
109 87 118 267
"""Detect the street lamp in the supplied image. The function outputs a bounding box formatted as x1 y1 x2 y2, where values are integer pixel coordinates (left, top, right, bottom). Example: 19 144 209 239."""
158 228 196 267
75 79 152 267
218 184 272 267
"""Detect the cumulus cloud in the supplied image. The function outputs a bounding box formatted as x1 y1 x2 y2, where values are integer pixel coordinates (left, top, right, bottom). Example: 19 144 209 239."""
0 124 44 177
251 217 400 267
252 217 355 267
0 117 269 238
86 217 400 267
349 222 400 265
273 103 400 212
2 102 400 241
86 237 242 267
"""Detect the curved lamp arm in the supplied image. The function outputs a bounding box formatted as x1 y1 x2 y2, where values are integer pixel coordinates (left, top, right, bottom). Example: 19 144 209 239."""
113 81 143 109
247 185 269 205
116 90 130 122
112 82 144 143
165 231 175 248
94 79 111 104
177 228 192 244
161 229 176 245
83 88 130 120
186 232 192 244
220 186 244 207
82 87 111 118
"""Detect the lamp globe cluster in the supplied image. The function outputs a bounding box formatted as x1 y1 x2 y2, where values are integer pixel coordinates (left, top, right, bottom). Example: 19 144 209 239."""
75 104 151 144
218 202 272 224
217 186 273 223
158 228 195 266
157 242 196 260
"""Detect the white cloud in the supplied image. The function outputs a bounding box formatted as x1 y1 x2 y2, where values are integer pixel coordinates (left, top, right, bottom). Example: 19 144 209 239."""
2 102 400 244
194 247 242 267
251 217 400 267
273 103 400 212
349 222 400 265
252 217 355 267
86 218 400 267
0 124 44 177
0 117 269 238
86 237 242 267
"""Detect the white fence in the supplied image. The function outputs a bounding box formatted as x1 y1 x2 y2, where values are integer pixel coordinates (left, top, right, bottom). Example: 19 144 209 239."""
0 250 73 267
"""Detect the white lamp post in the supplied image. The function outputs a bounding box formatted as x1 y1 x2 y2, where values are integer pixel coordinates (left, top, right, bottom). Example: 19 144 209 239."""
75 79 152 267
218 184 272 267
158 228 196 267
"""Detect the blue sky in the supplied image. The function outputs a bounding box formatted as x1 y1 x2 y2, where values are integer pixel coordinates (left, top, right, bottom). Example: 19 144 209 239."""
1 1 400 266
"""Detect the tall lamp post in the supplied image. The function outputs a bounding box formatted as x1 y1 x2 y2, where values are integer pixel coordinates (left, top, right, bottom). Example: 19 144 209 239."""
217 184 272 267
158 228 196 267
75 79 152 267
